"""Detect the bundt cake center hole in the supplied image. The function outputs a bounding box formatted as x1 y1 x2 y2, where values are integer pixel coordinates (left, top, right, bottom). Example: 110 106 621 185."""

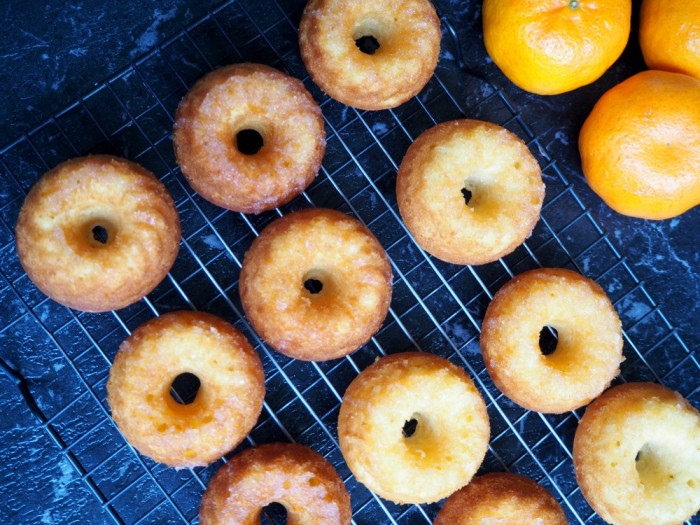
236 128 264 155
92 225 109 244
634 442 683 490
539 326 559 355
170 372 201 405
304 278 324 294
355 35 380 55
461 187 473 205
402 418 418 438
261 502 288 523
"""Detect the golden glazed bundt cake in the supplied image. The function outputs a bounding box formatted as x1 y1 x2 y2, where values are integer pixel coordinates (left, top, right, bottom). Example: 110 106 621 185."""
434 472 568 525
174 63 325 213
574 382 700 525
338 352 490 504
240 208 392 361
299 0 441 110
199 443 352 525
16 155 180 312
107 311 265 468
481 268 623 413
397 119 544 265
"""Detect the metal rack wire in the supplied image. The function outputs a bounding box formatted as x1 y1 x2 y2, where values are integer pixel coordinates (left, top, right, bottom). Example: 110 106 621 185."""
0 0 697 523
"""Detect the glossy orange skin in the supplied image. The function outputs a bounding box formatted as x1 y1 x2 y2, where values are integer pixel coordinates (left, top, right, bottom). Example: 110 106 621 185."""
482 0 631 95
640 0 700 81
579 70 700 220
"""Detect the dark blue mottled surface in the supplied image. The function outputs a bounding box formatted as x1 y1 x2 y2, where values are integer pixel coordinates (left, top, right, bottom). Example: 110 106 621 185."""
1 0 698 524
0 1 220 144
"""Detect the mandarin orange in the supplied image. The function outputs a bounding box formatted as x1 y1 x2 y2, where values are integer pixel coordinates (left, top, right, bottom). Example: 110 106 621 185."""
640 0 700 81
482 0 631 95
579 70 700 220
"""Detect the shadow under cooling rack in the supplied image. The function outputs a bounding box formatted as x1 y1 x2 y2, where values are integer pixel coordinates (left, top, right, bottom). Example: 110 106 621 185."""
0 0 697 524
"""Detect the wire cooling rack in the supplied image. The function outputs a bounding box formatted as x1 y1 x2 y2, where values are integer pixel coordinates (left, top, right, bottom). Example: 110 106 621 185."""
1 0 698 523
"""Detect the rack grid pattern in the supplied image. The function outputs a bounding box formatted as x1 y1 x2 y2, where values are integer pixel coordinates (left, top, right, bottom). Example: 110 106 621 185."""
0 0 697 523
